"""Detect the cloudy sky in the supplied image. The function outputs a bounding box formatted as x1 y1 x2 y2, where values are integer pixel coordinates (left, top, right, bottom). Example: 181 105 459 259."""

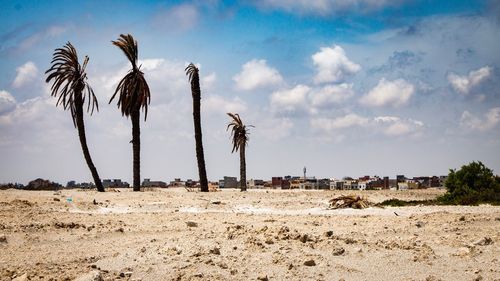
1 0 499 185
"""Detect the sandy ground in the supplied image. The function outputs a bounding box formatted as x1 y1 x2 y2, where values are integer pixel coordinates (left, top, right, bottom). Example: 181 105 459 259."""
0 188 498 281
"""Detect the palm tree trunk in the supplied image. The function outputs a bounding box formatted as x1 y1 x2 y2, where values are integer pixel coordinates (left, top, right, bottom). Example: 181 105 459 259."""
240 145 246 191
131 108 141 191
192 86 209 192
75 100 104 192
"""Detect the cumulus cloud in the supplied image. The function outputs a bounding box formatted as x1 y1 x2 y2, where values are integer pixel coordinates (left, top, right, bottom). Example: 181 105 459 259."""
448 66 492 94
233 59 284 91
460 107 500 131
253 0 404 16
309 83 354 107
360 78 414 107
270 84 310 114
310 114 369 132
201 72 217 91
311 114 424 138
202 95 247 115
374 116 424 136
97 58 187 104
312 45 360 84
12 61 39 88
0 90 17 115
153 3 199 32
255 117 294 141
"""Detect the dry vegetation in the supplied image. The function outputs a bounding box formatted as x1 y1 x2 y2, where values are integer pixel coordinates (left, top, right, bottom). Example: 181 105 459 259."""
0 188 498 281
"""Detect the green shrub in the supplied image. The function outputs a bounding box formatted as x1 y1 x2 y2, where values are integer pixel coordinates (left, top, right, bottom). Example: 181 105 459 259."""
438 161 500 205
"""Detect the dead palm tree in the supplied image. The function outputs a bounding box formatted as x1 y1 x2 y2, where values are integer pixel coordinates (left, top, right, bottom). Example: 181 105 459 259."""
109 34 151 191
226 113 252 191
185 63 209 192
45 42 104 192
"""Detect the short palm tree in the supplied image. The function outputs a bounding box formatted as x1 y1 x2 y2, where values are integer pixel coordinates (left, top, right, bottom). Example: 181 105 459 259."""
109 34 151 191
185 63 209 192
226 113 252 191
45 42 104 192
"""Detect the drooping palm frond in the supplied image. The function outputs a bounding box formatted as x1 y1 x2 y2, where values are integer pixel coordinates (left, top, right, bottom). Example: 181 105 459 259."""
185 63 199 84
45 42 98 126
109 34 151 120
226 113 252 153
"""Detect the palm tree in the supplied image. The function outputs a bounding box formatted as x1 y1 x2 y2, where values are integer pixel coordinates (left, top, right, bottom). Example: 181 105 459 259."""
109 34 151 192
45 42 104 192
226 113 252 191
185 63 209 192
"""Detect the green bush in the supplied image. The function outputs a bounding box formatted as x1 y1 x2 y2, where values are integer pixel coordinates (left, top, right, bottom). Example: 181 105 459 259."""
438 161 500 205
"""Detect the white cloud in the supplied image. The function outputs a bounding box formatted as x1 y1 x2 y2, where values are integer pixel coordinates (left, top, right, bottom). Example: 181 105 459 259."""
270 84 310 114
360 78 414 107
460 107 500 131
12 61 39 88
255 117 294 141
202 95 247 115
233 59 284 91
153 4 199 32
201 72 217 91
312 45 361 84
374 116 424 136
309 83 354 107
311 114 369 132
0 90 17 115
97 58 187 104
448 66 492 94
254 0 403 16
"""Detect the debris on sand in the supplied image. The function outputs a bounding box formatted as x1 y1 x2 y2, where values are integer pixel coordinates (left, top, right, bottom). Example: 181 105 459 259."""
328 195 373 209
303 259 316 266
186 221 198 227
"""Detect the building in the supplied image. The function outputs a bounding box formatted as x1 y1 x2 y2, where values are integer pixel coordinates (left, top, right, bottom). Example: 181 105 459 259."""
317 178 330 189
102 179 129 188
142 178 167 188
248 179 264 189
219 176 238 189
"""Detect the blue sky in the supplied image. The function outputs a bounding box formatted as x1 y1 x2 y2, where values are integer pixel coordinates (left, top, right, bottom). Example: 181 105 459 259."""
1 0 499 184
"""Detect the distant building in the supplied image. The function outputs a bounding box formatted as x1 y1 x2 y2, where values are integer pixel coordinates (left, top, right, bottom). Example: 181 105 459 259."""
142 178 167 188
103 179 129 188
248 179 264 189
317 178 330 189
168 178 185 187
219 176 237 188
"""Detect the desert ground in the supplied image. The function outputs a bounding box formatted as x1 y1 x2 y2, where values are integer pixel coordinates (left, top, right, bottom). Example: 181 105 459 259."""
0 188 498 281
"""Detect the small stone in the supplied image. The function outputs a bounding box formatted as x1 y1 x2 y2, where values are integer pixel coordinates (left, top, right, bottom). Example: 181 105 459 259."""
0 234 6 243
74 271 102 281
332 247 345 256
324 231 333 237
303 259 316 266
209 247 220 255
473 237 493 246
12 273 28 281
257 276 269 281
459 216 466 221
116 227 124 233
288 263 294 270
416 221 425 228
186 221 198 227
265 238 274 244
53 198 60 201
299 234 308 243
90 264 97 269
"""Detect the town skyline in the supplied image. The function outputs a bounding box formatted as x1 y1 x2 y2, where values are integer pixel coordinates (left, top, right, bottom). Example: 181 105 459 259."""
1 1 499 185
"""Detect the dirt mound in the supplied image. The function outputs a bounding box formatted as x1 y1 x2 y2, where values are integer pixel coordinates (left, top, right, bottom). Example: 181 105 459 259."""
328 195 374 209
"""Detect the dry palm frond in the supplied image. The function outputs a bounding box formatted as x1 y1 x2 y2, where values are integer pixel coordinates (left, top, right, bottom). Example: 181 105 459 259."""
45 42 98 126
109 34 151 120
226 113 252 153
185 63 199 84
328 195 373 209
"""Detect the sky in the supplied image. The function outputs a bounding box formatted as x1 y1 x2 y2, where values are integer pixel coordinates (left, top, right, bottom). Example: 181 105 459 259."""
1 0 499 185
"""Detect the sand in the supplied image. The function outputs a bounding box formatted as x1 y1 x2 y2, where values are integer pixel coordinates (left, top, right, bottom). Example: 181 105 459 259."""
0 188 498 281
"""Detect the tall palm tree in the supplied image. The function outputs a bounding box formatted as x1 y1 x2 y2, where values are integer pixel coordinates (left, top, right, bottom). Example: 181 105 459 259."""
109 34 151 192
185 63 209 192
45 42 105 192
226 113 252 191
